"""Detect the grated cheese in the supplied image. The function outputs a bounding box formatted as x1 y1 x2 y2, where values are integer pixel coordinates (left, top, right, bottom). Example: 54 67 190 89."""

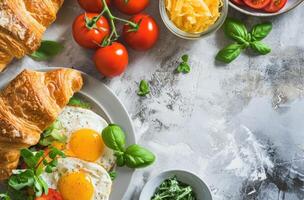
165 0 222 33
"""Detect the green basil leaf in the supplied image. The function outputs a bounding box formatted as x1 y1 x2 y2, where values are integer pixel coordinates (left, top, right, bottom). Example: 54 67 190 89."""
224 18 249 44
102 124 126 152
114 152 125 167
137 80 150 97
250 41 271 55
124 144 155 168
68 97 91 109
216 43 243 63
29 40 64 61
8 169 35 190
251 22 272 41
0 194 11 200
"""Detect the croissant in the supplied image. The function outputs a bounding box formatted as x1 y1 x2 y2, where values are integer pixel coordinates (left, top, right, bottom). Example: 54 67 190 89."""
0 68 83 180
0 0 64 71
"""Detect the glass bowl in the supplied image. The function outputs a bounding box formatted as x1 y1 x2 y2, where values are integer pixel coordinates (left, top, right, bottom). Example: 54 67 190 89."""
159 0 229 40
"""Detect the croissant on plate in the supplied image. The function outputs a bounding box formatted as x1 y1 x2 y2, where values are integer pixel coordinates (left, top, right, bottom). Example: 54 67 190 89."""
0 0 64 71
0 68 83 180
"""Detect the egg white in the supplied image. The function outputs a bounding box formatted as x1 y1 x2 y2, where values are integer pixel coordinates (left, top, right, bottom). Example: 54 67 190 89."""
41 157 112 200
57 106 116 171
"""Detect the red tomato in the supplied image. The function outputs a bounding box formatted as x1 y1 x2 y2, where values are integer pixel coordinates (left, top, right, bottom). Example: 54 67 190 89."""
263 0 287 12
231 0 245 6
123 14 159 51
35 189 63 200
113 0 149 15
72 13 110 49
243 0 271 9
93 42 128 77
78 0 111 13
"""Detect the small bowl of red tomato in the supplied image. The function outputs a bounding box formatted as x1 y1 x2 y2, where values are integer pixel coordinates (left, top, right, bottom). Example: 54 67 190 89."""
229 0 304 16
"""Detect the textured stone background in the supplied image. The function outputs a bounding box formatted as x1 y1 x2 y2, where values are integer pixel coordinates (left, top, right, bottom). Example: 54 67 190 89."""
1 0 304 199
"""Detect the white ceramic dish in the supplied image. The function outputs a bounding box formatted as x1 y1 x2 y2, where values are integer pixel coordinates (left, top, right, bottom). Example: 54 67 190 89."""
139 170 212 200
0 67 135 200
229 0 304 17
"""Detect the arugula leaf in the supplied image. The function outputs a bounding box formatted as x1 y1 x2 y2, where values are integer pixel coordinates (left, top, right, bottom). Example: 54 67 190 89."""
137 80 150 96
30 40 64 61
68 97 91 109
39 120 67 146
250 41 271 55
0 194 11 200
109 171 117 181
224 18 249 44
216 43 243 63
251 22 272 41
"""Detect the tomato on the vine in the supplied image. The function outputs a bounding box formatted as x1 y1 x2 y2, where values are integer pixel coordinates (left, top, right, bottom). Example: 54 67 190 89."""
35 189 63 200
72 13 110 49
93 42 128 77
123 14 159 51
113 0 149 15
78 0 111 13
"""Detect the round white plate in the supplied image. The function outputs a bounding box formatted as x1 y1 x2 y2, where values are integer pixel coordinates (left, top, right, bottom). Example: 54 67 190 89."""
0 67 135 200
229 0 304 17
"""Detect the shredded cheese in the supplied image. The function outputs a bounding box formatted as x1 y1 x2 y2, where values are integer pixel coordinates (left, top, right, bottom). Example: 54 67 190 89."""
165 0 223 33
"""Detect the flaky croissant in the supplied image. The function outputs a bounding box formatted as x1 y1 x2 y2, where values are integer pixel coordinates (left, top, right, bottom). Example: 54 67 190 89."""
0 68 83 180
0 0 64 71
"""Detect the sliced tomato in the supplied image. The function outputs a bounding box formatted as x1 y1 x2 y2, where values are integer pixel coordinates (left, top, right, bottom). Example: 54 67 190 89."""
263 0 287 12
231 0 245 6
35 189 63 200
243 0 271 9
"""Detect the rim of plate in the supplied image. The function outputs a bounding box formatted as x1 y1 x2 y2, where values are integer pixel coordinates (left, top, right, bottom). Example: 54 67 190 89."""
229 0 304 17
0 67 136 200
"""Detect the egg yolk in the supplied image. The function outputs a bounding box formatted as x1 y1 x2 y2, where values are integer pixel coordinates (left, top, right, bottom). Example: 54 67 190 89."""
68 129 104 162
58 172 94 200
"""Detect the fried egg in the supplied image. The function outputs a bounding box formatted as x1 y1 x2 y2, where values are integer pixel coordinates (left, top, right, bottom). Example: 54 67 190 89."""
56 106 115 171
41 157 112 200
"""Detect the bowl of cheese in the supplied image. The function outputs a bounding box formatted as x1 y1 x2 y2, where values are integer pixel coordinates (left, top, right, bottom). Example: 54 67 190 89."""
160 0 228 39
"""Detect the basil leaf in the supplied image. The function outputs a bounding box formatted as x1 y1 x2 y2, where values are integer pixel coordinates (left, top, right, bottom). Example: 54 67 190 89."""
30 40 64 61
250 41 271 55
224 18 249 44
0 194 11 200
68 97 91 109
102 124 126 152
137 80 150 97
115 152 126 167
216 43 243 63
8 170 35 190
251 22 272 41
124 144 155 168
181 54 189 62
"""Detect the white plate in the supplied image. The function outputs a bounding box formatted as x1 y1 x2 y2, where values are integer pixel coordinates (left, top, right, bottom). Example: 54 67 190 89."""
229 0 304 17
0 67 135 200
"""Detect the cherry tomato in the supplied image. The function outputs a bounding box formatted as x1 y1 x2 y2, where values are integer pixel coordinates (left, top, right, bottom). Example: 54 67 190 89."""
231 0 245 6
78 0 111 13
123 14 159 51
243 0 271 9
93 42 128 77
263 0 287 12
72 13 110 49
113 0 149 15
35 189 63 200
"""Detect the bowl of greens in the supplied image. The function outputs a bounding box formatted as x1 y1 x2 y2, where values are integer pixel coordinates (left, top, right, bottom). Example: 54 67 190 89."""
139 170 212 200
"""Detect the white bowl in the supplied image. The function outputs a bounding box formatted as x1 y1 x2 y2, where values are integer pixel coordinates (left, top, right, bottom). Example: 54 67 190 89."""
229 0 304 17
139 170 212 200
